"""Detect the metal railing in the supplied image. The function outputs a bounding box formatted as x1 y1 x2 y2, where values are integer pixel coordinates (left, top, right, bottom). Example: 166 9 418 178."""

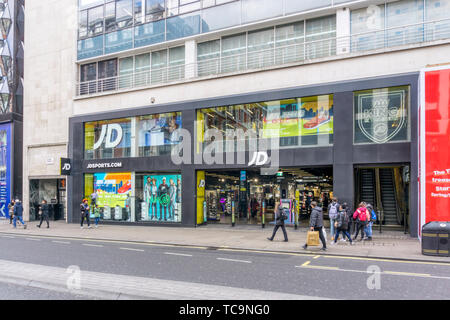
76 17 450 96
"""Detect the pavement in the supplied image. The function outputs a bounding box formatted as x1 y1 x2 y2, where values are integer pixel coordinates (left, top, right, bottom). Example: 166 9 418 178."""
0 219 449 264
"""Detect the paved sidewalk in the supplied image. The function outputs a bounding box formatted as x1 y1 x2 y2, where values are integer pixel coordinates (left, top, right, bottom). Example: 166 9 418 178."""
0 219 449 263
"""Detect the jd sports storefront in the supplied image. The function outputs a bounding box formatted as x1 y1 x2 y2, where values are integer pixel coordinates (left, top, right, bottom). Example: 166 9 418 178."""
67 72 419 236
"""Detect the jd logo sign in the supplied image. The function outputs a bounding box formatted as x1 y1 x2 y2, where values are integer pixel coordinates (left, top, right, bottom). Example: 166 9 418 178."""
60 158 72 175
94 124 123 149
248 151 269 166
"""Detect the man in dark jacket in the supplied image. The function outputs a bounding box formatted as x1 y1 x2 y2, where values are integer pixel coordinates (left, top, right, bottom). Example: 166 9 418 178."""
80 198 91 229
302 201 326 251
13 199 27 229
37 199 50 228
8 200 14 224
267 203 288 242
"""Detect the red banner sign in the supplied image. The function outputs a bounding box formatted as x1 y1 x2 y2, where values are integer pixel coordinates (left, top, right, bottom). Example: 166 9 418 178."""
420 67 450 233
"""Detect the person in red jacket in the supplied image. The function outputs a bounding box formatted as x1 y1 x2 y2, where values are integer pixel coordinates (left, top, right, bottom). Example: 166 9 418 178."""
353 202 368 241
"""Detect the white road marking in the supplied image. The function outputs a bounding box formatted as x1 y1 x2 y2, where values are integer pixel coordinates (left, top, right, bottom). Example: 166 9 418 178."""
82 243 103 247
52 241 71 244
164 252 193 257
2 236 15 238
217 258 252 264
26 238 41 241
120 247 145 252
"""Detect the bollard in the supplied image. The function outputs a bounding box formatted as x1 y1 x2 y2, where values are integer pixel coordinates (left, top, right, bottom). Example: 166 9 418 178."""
231 201 235 227
294 200 298 230
203 200 207 225
262 200 265 229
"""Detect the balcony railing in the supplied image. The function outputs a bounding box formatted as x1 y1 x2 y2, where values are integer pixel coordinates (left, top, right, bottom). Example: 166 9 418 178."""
76 17 450 97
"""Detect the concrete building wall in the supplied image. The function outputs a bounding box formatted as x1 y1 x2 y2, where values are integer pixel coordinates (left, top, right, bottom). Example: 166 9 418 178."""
23 0 78 219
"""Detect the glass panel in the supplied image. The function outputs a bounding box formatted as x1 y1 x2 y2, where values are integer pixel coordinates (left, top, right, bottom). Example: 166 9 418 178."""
201 0 241 33
167 0 179 16
79 10 88 38
247 28 275 69
169 46 185 81
116 0 134 29
134 19 166 47
350 5 385 52
134 0 144 24
79 63 97 95
98 58 118 91
151 49 168 84
85 172 132 222
305 15 336 59
196 95 333 151
80 0 104 10
221 33 246 73
180 1 201 14
88 5 104 37
146 0 166 22
275 21 305 64
285 0 332 14
354 86 410 144
119 57 133 89
105 1 116 32
197 40 220 76
105 28 133 54
137 112 182 157
425 0 450 41
85 118 132 159
241 0 283 23
135 53 151 86
166 11 201 40
77 35 104 59
137 172 182 223
386 0 424 47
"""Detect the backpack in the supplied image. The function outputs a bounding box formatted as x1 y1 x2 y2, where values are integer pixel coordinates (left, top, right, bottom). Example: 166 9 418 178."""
329 203 338 219
371 209 377 222
280 208 289 220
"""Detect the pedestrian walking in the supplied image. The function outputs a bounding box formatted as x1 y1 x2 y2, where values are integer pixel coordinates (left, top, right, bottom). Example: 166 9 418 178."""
8 200 14 224
353 202 368 241
13 199 26 229
80 198 91 229
327 197 339 241
37 199 50 228
267 203 288 242
364 203 376 241
94 205 101 228
302 201 327 251
331 203 353 245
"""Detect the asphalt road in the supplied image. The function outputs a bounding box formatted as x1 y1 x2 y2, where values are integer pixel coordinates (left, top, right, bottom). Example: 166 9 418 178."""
0 233 449 300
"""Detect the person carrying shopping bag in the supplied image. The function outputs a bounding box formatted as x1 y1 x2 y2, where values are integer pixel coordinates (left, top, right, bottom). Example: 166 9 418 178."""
302 201 327 251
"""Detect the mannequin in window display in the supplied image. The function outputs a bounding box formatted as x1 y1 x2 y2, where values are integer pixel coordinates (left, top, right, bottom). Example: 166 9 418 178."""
145 177 158 220
168 178 177 221
157 177 170 221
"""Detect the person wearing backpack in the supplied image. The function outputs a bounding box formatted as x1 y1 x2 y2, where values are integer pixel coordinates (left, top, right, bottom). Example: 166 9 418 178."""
302 201 327 251
331 203 353 245
327 197 339 241
267 202 288 242
353 202 368 241
364 203 376 241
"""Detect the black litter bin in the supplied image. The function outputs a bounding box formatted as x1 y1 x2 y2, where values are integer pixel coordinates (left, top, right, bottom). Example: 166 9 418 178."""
422 221 450 257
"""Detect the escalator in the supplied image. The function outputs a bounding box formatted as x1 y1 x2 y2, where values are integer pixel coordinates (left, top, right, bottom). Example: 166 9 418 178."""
357 167 404 226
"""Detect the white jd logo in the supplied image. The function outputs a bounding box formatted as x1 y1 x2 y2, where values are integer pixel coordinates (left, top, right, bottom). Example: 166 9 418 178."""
94 124 123 150
62 163 71 171
248 151 269 166
198 179 205 188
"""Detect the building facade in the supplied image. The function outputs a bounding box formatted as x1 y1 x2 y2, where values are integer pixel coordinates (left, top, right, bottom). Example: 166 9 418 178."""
0 0 24 219
24 0 450 237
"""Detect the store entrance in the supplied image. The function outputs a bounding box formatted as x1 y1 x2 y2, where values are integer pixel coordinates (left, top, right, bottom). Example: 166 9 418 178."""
202 167 333 226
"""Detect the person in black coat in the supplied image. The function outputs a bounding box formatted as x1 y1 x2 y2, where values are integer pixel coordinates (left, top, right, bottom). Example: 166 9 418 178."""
267 203 288 242
13 199 27 229
302 201 327 251
37 199 50 228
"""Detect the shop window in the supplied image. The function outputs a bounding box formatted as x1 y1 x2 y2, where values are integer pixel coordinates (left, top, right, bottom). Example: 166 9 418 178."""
85 118 132 159
196 94 333 152
84 173 133 222
354 86 410 144
135 172 182 223
136 112 182 157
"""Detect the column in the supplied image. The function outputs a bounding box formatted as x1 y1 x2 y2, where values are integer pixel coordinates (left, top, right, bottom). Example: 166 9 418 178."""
185 39 197 79
336 7 351 55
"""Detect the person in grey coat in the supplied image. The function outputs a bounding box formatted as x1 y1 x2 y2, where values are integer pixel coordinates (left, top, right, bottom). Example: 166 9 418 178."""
302 201 327 251
267 202 288 242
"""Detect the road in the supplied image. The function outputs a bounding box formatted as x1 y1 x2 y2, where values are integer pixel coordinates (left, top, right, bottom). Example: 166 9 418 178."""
0 233 449 300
